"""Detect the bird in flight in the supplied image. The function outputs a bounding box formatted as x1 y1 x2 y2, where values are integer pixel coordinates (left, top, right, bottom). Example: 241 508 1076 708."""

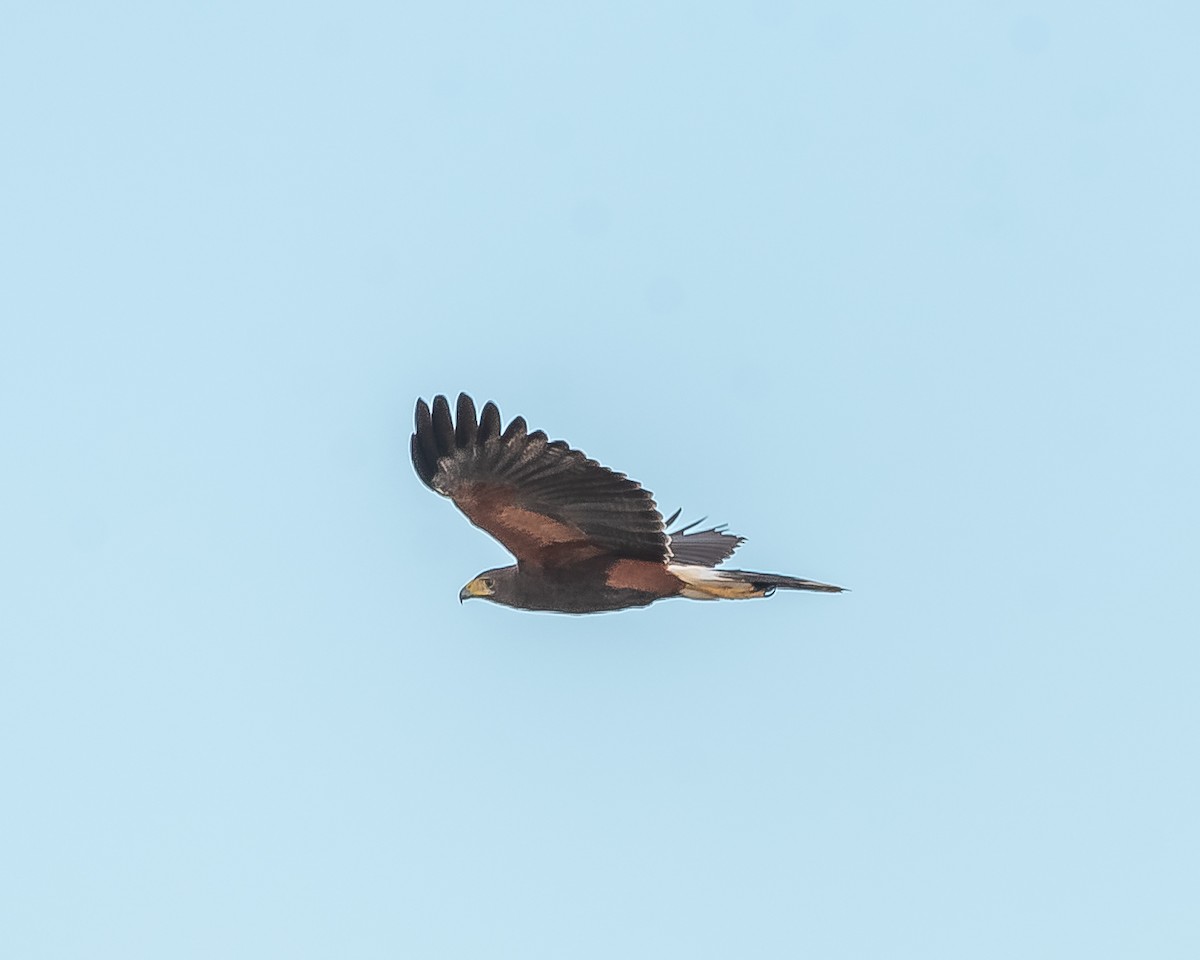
411 393 844 613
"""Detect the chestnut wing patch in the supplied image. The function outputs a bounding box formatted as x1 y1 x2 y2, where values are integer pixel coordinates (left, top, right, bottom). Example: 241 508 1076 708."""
605 559 682 596
412 394 668 567
454 485 607 565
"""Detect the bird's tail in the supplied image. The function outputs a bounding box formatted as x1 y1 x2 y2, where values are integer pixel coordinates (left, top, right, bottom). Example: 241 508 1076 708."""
668 563 845 600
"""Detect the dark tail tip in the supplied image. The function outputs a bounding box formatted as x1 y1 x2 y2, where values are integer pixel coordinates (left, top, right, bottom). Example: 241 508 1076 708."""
743 571 847 594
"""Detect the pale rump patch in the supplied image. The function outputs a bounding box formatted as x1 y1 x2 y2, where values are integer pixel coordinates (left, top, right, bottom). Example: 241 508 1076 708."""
604 559 682 595
667 563 771 600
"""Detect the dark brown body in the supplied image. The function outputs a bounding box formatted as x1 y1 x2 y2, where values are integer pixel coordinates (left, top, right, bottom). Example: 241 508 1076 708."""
474 559 682 613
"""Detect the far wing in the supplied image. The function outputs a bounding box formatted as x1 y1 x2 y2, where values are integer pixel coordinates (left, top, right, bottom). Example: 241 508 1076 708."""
664 513 745 567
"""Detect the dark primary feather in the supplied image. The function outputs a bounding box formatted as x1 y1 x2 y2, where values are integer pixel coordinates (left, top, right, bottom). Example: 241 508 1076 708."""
431 395 455 452
455 393 477 447
412 393 669 563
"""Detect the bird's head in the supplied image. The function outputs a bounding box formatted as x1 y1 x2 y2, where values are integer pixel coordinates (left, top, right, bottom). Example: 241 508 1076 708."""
459 566 516 604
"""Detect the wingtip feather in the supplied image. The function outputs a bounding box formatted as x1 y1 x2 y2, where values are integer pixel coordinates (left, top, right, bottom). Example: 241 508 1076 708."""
413 398 440 481
502 415 527 442
479 401 501 441
431 395 455 454
411 433 435 483
455 393 478 448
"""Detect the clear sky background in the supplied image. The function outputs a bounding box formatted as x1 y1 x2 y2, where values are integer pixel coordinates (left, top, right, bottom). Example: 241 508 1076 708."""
3 2 1198 957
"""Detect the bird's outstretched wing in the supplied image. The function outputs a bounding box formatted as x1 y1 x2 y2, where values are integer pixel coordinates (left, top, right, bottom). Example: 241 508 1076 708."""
412 394 668 567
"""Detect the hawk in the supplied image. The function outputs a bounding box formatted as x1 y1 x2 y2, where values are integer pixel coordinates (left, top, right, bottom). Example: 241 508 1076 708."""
412 393 844 613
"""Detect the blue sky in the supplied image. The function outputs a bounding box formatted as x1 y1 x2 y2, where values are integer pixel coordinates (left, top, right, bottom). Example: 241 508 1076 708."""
3 2 1198 957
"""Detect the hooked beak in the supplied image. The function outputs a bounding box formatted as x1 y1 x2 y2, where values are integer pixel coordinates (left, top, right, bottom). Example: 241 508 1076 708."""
459 578 490 603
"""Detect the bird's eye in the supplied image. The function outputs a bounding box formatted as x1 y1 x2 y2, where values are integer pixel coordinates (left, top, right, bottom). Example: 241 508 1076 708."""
482 578 494 588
